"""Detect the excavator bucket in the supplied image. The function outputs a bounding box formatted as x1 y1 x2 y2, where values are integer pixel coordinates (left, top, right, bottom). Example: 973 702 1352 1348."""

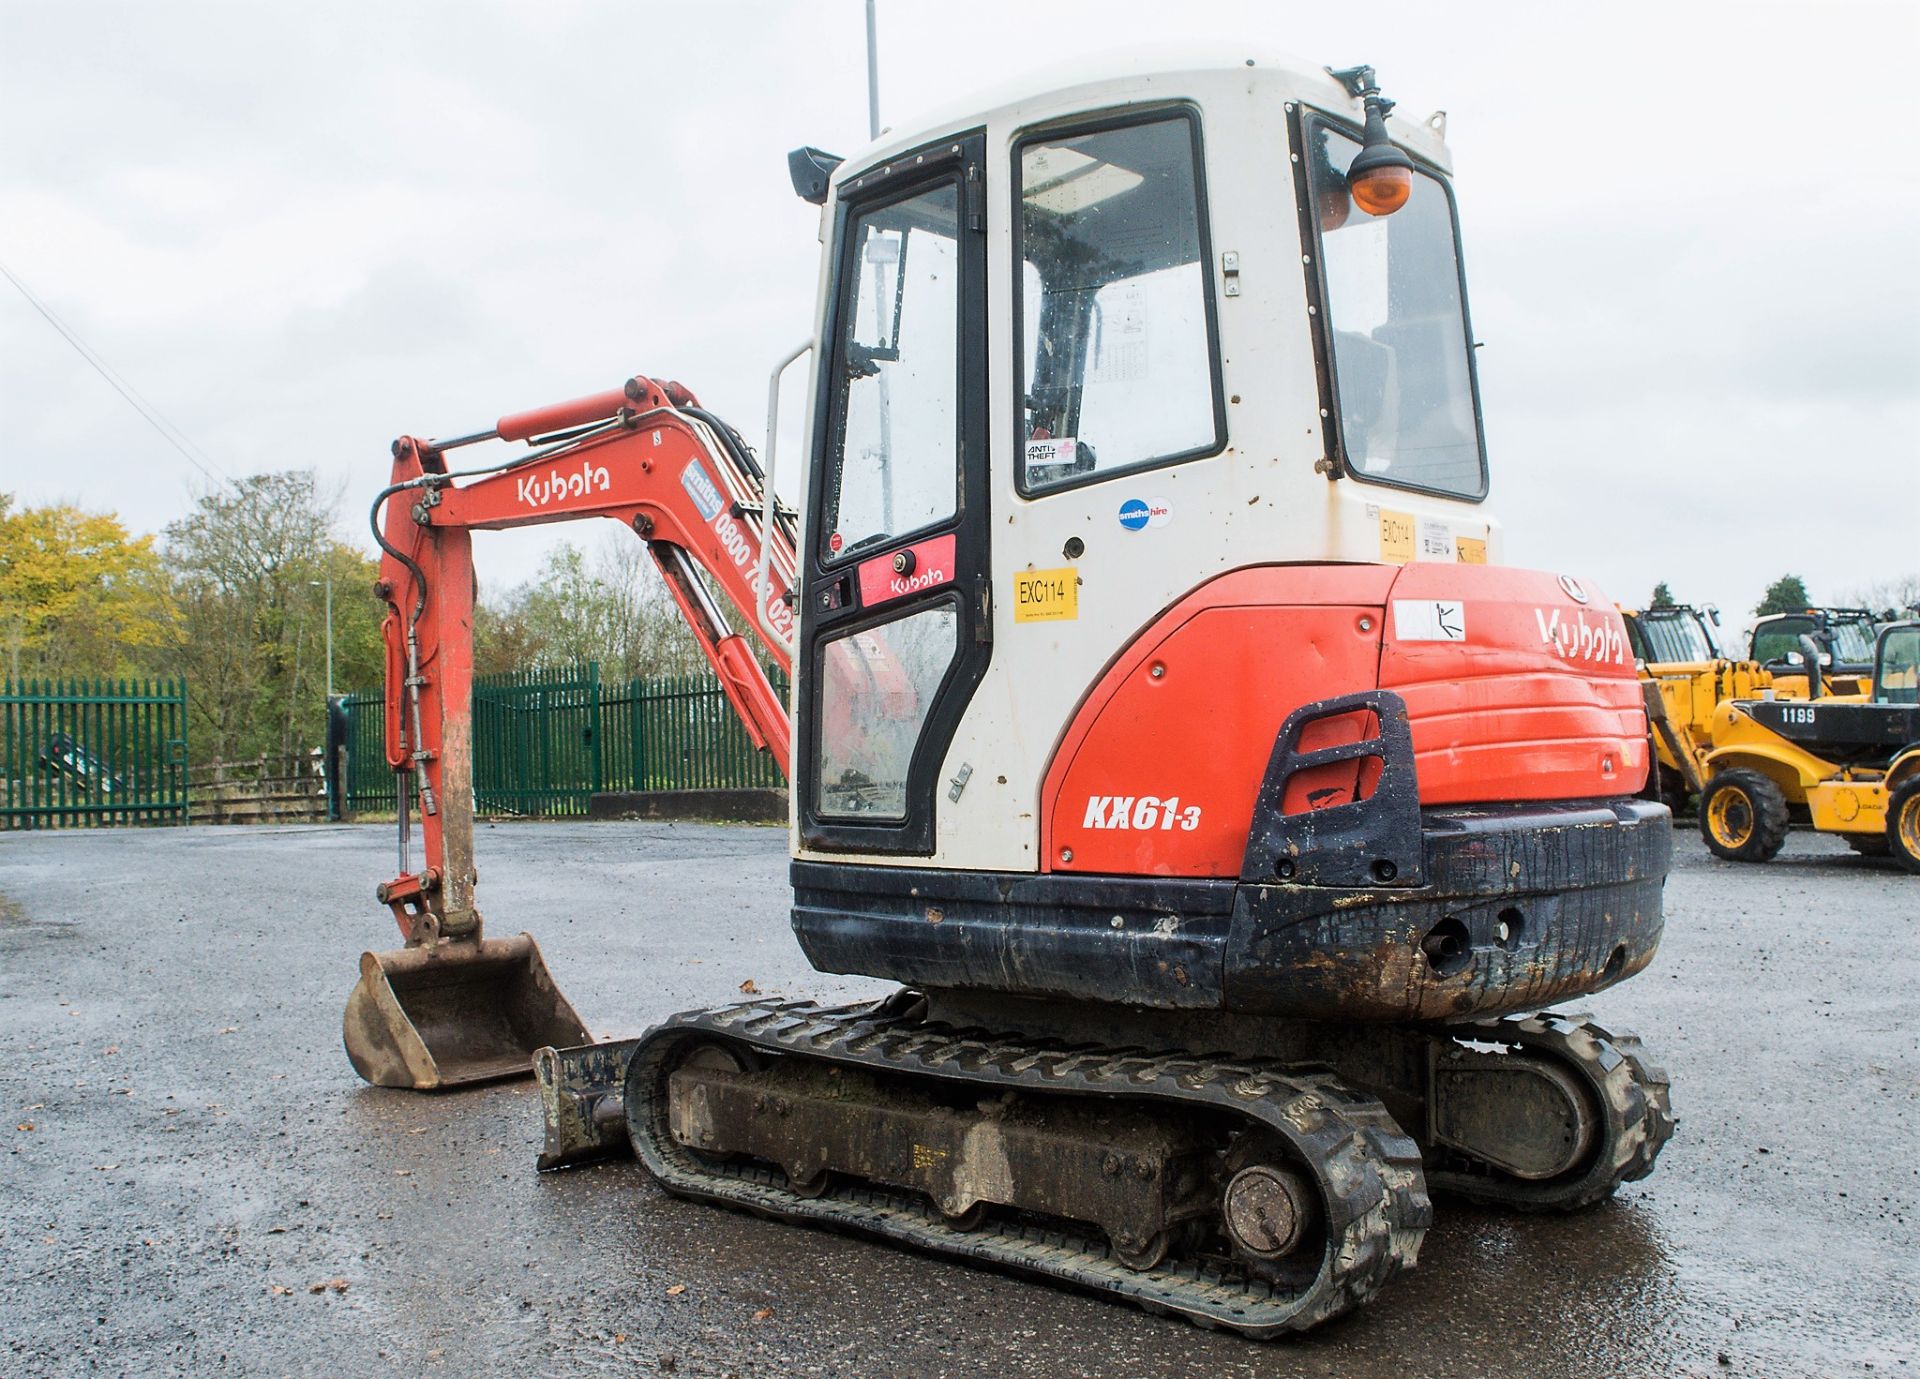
343 933 590 1090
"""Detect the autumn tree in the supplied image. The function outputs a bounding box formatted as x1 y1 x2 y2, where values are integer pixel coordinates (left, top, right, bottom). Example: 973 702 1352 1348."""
0 493 173 680
1755 575 1811 617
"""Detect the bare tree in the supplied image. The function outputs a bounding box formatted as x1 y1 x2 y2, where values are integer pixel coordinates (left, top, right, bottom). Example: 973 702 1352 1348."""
475 532 722 682
1841 573 1920 620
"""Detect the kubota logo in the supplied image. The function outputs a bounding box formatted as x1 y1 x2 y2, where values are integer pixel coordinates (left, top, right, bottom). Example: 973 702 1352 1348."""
516 460 611 508
1534 606 1627 664
887 567 949 597
1081 795 1202 831
1556 574 1590 604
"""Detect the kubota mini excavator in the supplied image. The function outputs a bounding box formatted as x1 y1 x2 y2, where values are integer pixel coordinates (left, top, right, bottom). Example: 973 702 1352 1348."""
347 55 1674 1336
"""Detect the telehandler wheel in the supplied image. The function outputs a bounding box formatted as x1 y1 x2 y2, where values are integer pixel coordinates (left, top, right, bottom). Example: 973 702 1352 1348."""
1699 769 1790 863
1888 778 1920 875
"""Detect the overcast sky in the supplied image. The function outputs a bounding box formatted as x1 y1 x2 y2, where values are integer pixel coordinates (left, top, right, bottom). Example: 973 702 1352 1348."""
2 1 1915 627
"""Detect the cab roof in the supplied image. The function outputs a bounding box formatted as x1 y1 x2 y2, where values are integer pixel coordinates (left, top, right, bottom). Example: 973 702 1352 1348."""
837 48 1453 187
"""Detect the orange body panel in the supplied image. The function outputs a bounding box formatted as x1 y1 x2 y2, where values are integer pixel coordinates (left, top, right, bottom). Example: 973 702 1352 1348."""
1042 563 1647 878
1379 563 1645 809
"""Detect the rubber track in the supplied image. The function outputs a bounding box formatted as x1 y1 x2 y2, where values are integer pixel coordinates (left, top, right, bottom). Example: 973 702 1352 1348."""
1427 1011 1674 1211
625 997 1432 1338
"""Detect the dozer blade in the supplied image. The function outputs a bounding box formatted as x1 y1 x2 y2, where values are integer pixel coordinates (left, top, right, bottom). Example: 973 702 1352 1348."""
534 1037 641 1170
343 933 590 1090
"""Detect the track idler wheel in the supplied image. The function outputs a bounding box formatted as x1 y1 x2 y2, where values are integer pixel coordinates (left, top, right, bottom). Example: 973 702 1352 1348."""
669 1041 762 1169
1220 1132 1324 1287
1426 1013 1673 1211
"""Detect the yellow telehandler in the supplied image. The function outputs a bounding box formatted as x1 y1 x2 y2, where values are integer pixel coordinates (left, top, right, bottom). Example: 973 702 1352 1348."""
1697 620 1920 869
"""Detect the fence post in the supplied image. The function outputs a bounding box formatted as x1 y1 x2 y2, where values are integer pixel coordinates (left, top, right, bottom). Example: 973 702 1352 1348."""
630 677 646 793
588 661 603 798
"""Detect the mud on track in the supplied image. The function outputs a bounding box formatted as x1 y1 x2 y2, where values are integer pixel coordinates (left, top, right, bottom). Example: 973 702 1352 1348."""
2 822 1914 1378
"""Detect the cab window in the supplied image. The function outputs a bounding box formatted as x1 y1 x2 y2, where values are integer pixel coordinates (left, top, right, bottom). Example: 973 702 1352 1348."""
1752 617 1816 665
820 182 961 563
1877 627 1919 705
1829 618 1877 665
1637 611 1715 664
1305 118 1487 500
1015 111 1222 493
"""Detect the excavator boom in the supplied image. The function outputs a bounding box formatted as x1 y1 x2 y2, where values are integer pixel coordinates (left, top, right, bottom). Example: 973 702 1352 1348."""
344 374 796 1088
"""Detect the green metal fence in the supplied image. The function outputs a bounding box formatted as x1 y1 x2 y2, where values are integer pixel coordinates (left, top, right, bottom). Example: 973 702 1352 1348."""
473 664 603 816
340 662 788 818
605 671 790 791
338 687 395 815
1 678 189 829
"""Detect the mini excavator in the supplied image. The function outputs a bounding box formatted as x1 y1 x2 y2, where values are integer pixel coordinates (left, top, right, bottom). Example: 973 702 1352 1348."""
346 55 1674 1336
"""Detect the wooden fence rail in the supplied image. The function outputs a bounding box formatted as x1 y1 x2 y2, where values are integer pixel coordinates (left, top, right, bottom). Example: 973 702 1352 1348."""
187 754 328 826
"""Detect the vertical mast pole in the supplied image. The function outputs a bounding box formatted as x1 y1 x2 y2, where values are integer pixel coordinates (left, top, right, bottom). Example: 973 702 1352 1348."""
865 0 881 140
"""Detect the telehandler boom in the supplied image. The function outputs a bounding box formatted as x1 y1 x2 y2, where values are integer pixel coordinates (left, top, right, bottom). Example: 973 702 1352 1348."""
350 54 1674 1335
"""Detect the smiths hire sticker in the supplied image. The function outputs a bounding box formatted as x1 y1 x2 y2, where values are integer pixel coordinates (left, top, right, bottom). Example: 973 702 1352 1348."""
680 460 723 521
1393 599 1466 642
1117 497 1170 532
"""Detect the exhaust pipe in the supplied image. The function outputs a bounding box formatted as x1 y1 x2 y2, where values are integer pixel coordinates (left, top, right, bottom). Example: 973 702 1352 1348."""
1798 634 1825 701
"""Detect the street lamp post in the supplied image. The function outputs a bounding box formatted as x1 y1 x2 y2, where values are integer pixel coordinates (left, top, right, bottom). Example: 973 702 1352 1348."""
310 577 339 821
309 578 333 699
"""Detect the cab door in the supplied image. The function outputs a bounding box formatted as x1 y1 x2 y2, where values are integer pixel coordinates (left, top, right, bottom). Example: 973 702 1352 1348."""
796 133 991 854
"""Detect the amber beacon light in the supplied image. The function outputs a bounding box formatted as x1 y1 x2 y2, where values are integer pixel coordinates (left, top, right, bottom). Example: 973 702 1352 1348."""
1330 64 1415 217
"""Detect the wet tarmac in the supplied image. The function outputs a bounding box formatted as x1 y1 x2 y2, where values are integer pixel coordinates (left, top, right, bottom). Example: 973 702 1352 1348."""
1 820 1914 1378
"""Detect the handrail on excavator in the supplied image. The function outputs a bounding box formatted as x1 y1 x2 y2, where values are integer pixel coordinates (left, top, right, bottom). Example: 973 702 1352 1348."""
756 340 813 659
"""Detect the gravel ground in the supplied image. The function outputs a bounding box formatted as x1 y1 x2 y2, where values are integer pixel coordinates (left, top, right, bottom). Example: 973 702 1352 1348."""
1 820 1915 1379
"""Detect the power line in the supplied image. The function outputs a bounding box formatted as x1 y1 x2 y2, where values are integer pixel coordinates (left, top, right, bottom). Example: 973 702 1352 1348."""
0 255 235 491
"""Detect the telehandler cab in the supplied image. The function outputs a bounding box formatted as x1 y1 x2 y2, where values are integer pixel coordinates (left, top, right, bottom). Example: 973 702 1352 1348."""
348 54 1674 1335
1749 607 1881 700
